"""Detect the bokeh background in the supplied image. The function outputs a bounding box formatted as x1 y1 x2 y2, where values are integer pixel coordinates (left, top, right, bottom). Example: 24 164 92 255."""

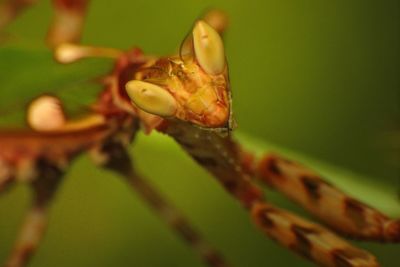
0 0 399 266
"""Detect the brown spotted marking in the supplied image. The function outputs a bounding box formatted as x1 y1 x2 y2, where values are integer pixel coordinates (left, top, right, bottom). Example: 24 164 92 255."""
301 176 322 201
344 198 368 229
256 154 400 242
265 157 282 177
259 212 275 229
250 202 382 267
255 156 285 188
291 225 320 260
254 206 277 229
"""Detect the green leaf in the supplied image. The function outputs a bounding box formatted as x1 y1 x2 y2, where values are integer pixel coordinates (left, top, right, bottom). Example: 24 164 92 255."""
0 44 112 127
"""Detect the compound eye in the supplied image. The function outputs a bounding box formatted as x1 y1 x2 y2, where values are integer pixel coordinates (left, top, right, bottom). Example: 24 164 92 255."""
125 80 177 117
192 20 226 75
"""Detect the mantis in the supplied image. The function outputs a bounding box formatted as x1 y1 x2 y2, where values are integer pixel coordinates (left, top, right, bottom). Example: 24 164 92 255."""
0 1 399 267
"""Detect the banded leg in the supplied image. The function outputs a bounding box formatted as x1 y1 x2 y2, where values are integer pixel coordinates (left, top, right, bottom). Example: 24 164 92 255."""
96 141 232 267
0 0 37 30
4 160 64 267
251 202 379 267
160 123 381 266
187 149 381 267
186 146 381 267
47 0 90 47
256 154 400 242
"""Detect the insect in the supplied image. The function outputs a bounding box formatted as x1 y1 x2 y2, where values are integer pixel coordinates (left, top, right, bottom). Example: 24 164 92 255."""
0 1 399 267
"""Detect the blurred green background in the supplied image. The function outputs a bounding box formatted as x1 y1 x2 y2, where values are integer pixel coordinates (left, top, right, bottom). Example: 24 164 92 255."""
0 0 399 266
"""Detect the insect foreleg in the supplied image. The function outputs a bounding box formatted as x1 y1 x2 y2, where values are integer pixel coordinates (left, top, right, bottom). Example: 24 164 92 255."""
251 202 379 267
95 140 233 267
4 160 64 267
160 121 381 266
255 154 400 242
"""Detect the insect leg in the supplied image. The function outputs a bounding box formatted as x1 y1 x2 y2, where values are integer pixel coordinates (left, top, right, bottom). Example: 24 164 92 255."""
188 148 381 267
4 160 64 267
255 154 400 242
47 0 90 47
0 0 37 30
155 122 380 266
177 144 379 266
179 145 380 267
95 141 233 267
251 201 379 267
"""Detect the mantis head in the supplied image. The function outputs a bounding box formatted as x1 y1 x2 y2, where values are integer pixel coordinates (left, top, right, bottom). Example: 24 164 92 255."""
125 20 233 131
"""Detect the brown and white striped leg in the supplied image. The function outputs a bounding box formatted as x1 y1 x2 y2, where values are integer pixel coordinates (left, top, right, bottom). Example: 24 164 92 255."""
256 154 400 242
46 0 90 47
97 141 232 267
251 202 379 267
158 123 382 267
0 0 37 30
193 157 382 267
182 146 381 266
4 160 64 267
183 149 381 267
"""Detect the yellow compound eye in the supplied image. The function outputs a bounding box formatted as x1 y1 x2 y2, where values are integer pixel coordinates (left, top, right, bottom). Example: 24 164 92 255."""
192 20 226 75
27 95 67 131
125 80 177 117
